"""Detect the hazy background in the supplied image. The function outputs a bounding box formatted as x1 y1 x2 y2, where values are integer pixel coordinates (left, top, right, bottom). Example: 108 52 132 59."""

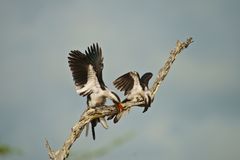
0 0 239 160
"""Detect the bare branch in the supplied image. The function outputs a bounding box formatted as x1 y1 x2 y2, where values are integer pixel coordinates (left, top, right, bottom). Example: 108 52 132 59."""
150 37 193 96
45 37 193 160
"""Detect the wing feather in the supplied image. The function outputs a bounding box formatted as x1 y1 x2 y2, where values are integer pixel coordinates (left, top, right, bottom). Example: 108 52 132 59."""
68 50 89 86
113 72 135 95
85 43 105 89
68 44 104 96
140 72 153 88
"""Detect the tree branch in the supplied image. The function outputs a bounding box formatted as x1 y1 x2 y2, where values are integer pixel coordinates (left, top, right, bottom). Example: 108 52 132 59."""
45 37 193 160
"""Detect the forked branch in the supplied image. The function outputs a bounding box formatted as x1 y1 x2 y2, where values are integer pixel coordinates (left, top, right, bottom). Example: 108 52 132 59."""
45 37 193 160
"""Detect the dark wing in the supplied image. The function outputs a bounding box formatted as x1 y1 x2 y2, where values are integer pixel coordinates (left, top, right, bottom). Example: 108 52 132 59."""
140 72 153 88
68 50 89 86
68 44 104 96
113 72 135 95
85 43 105 89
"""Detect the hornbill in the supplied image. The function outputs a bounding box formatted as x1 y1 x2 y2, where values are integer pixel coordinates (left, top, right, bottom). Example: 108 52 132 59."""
112 71 153 123
68 43 123 140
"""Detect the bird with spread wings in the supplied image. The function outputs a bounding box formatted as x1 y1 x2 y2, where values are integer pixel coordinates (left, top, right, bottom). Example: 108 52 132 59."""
68 43 123 140
112 71 153 123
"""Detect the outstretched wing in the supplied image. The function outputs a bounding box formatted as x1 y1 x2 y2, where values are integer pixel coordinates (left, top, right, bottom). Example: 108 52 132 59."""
113 71 141 95
85 43 105 89
140 72 153 88
68 43 105 96
68 50 89 87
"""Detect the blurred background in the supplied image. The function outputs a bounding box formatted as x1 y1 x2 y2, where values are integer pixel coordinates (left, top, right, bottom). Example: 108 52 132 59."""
0 0 239 160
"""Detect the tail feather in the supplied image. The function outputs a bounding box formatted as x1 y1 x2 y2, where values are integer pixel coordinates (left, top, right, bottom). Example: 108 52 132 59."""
99 117 109 129
91 120 97 140
113 112 123 123
85 123 89 137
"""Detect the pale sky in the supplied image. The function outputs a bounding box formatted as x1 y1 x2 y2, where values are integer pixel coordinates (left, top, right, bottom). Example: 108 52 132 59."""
0 0 239 160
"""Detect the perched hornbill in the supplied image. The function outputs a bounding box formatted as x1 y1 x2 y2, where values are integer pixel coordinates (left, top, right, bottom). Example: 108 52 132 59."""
68 43 123 140
112 71 153 123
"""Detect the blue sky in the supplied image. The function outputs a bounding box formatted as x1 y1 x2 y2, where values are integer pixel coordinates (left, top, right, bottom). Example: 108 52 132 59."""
0 0 239 160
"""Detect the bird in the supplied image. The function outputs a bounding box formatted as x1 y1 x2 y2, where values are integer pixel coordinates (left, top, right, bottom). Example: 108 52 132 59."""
68 43 123 140
112 71 153 123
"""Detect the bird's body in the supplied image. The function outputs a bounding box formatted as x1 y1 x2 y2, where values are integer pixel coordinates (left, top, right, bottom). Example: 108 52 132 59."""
68 43 121 140
112 71 153 123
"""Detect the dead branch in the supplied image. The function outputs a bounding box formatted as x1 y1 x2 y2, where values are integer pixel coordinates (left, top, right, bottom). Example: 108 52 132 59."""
45 37 193 160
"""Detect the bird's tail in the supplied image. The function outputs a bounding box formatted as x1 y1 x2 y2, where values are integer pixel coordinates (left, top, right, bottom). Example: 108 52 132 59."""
91 120 97 140
85 123 89 137
99 117 109 129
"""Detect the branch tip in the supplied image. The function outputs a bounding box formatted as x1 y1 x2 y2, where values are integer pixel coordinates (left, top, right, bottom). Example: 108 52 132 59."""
45 138 55 159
